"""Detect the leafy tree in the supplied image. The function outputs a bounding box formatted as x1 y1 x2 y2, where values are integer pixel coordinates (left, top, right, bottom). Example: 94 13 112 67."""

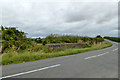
35 37 42 43
96 35 102 38
1 25 33 52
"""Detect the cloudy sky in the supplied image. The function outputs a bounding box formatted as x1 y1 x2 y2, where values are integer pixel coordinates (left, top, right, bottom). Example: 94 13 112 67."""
0 0 118 38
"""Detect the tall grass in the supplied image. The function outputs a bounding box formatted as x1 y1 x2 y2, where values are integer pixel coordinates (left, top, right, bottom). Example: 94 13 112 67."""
1 41 112 65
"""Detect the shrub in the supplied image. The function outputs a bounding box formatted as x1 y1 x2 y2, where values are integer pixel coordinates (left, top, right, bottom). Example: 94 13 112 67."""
1 26 33 52
42 40 47 45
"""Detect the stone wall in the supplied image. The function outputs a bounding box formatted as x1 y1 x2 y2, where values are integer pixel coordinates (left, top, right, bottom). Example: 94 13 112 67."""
46 43 88 49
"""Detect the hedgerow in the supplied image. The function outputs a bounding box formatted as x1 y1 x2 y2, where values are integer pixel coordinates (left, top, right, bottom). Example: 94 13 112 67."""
104 36 120 42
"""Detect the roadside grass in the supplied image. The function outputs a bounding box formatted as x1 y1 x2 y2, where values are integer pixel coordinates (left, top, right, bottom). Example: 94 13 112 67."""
1 41 112 65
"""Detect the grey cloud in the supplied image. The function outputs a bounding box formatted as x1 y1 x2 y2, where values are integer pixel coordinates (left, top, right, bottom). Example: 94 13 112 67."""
65 14 87 22
0 2 118 38
96 11 117 24
64 2 117 24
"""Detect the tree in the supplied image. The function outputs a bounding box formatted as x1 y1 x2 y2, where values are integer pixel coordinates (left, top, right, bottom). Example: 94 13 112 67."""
96 35 102 38
1 25 33 52
1 25 4 31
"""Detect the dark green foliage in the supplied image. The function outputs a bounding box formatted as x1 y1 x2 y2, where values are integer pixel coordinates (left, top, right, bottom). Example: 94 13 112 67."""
42 40 47 45
96 35 102 38
35 37 42 43
104 36 120 42
1 25 33 52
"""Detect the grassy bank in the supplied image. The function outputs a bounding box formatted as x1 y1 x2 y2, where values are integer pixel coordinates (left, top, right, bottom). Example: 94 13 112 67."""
1 41 112 65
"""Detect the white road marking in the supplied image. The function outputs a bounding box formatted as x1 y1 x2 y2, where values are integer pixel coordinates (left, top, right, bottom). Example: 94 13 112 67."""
103 52 109 54
112 48 118 51
2 64 61 79
97 54 104 56
84 55 97 59
84 52 109 60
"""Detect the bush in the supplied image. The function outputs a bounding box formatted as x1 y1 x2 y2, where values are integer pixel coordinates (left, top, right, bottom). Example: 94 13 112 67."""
42 40 47 45
1 26 33 52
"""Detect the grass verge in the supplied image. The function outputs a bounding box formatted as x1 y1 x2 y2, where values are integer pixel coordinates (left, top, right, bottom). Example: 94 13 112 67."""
1 41 112 65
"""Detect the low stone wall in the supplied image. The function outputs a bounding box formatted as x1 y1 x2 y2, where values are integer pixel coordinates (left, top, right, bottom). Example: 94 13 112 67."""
46 43 88 49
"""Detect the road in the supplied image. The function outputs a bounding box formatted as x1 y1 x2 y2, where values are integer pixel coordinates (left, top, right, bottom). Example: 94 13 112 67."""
1 40 119 79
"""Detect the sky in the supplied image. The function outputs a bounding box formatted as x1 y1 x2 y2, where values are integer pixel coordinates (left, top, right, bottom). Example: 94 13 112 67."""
0 0 118 38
